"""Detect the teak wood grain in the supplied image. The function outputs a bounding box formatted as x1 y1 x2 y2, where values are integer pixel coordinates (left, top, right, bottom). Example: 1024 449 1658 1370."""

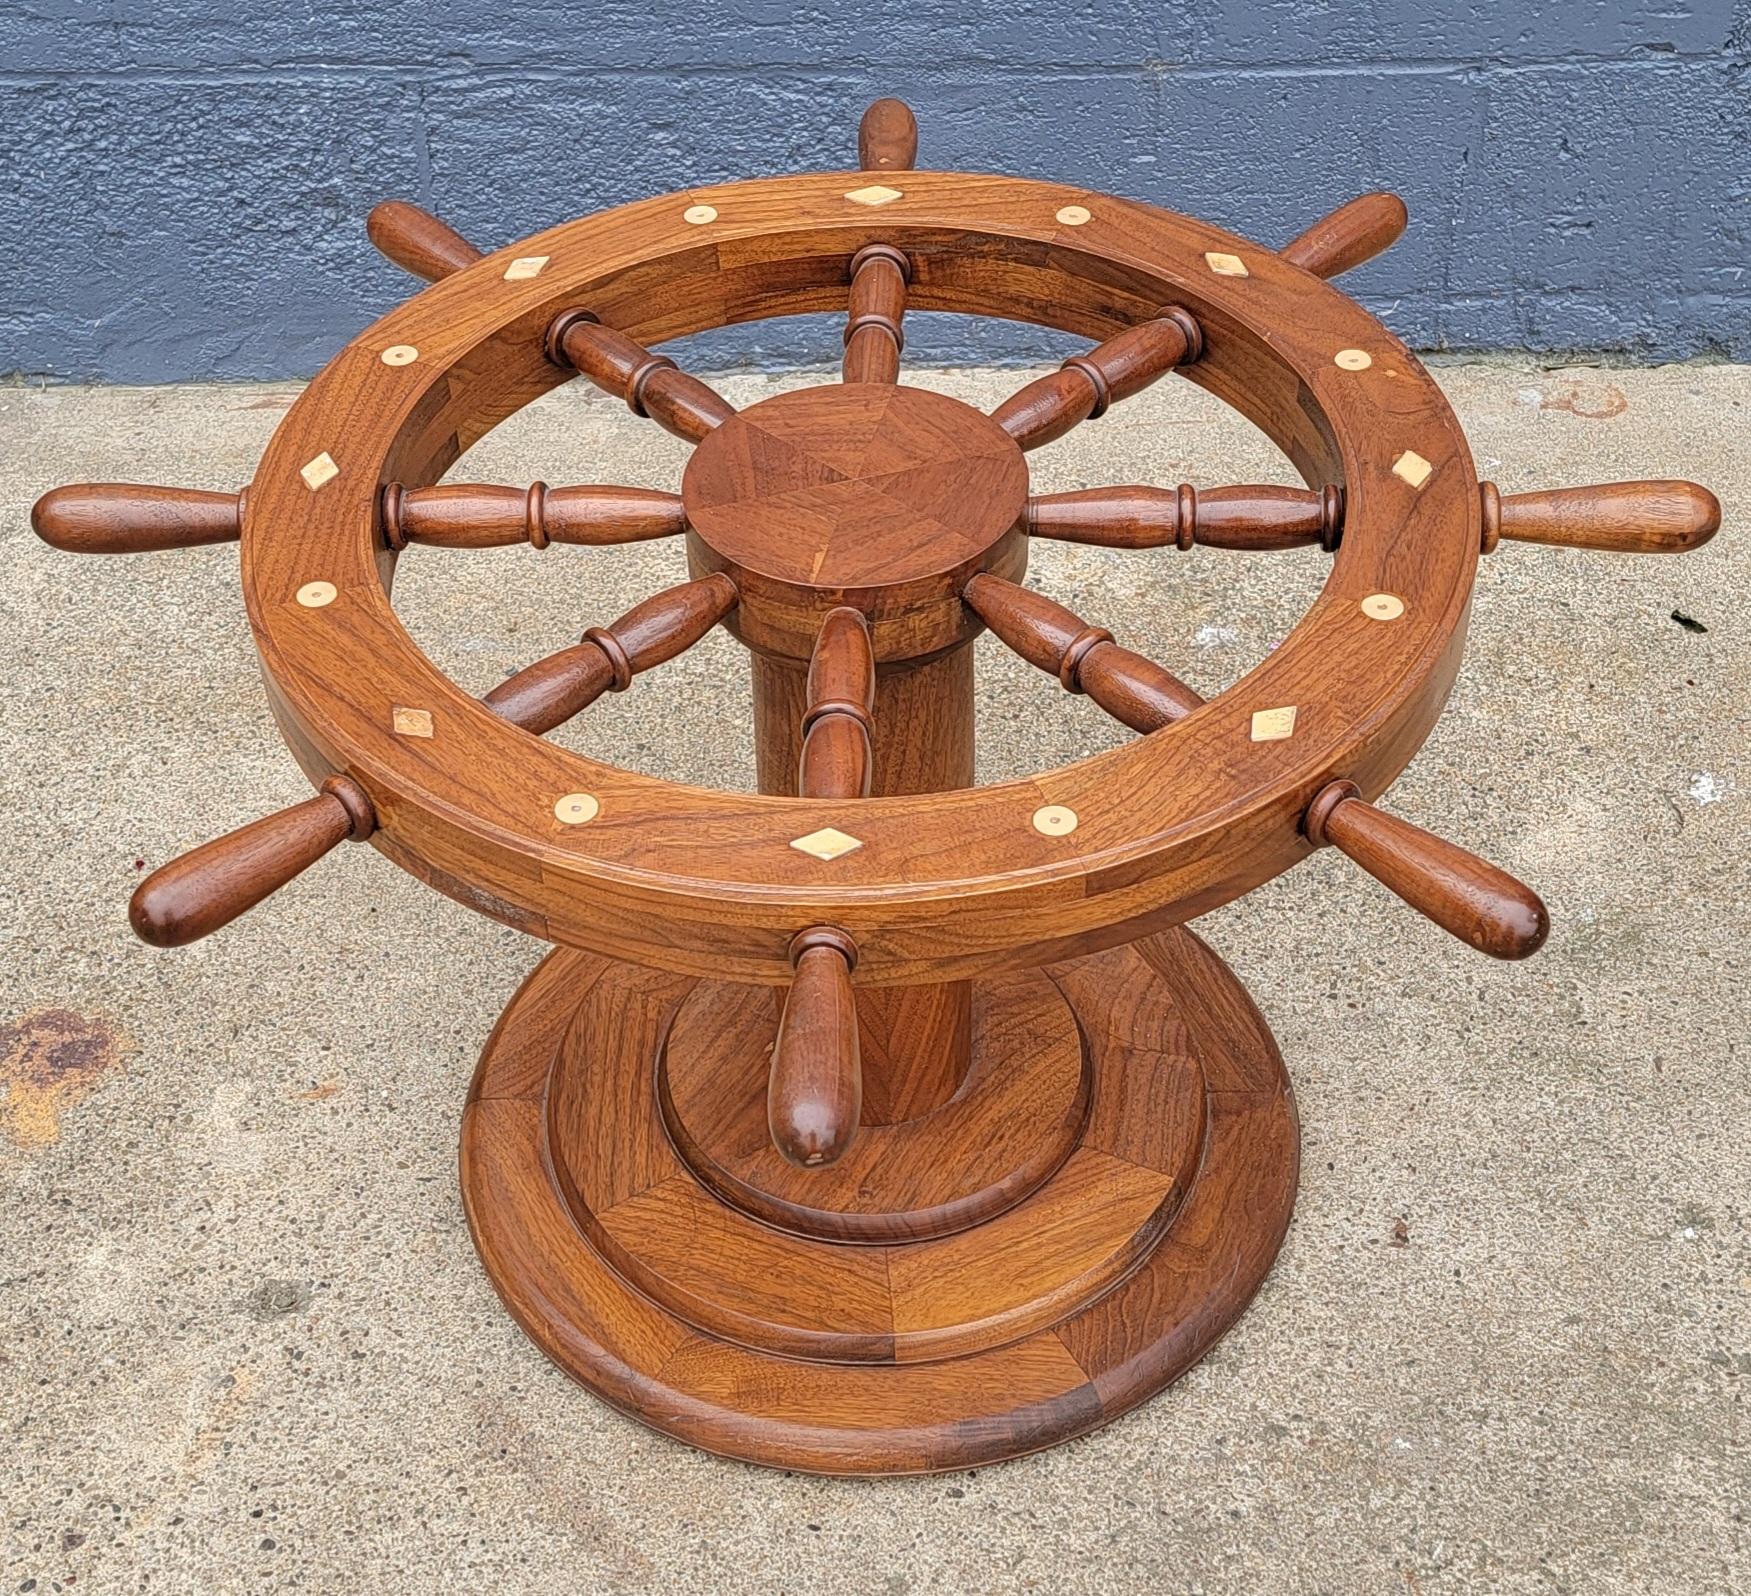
31 91 1718 1477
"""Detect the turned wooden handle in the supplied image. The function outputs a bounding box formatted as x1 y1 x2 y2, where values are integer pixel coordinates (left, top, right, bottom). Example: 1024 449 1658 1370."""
129 776 375 948
857 97 918 170
384 483 686 549
992 310 1201 451
483 643 616 734
963 573 1201 731
1305 782 1548 960
1279 192 1408 279
366 201 483 282
550 314 736 443
1486 480 1721 555
799 607 876 799
484 573 737 735
1026 484 1341 551
32 484 241 553
769 930 862 1168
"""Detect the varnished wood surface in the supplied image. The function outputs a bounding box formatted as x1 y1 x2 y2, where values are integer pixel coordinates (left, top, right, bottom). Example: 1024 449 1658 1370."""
31 483 243 553
366 201 483 282
386 482 686 549
462 925 1297 1473
1027 483 1342 551
799 607 876 800
1029 478 1720 557
663 971 1078 1241
1486 478 1720 554
1304 781 1549 959
857 97 918 171
482 574 736 735
965 573 1204 729
990 312 1200 450
129 775 374 947
843 244 910 384
241 167 1486 984
553 315 736 443
768 930 862 1167
1279 192 1408 279
683 382 1029 662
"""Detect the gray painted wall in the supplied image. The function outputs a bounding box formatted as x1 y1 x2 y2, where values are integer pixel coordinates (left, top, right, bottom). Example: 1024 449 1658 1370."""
3 2 1747 383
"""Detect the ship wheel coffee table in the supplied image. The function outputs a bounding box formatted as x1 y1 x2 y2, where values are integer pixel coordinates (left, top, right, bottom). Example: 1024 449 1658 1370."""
33 97 1720 1475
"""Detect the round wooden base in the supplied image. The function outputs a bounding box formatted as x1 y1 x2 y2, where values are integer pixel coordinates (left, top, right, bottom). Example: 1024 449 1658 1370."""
461 928 1298 1475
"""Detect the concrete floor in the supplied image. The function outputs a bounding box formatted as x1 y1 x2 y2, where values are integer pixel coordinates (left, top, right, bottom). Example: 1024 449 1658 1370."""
1 357 1746 1594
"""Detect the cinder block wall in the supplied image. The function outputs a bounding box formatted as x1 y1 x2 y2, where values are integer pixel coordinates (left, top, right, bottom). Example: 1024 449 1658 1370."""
2 2 1746 381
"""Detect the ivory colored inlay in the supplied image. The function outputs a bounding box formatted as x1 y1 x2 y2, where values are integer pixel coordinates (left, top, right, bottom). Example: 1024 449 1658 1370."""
1333 348 1372 371
503 255 550 281
392 706 434 738
554 792 600 826
1361 593 1406 622
1055 205 1091 226
379 344 419 367
683 204 718 225
1204 251 1249 277
1392 449 1434 488
789 826 863 861
843 184 903 208
299 452 339 490
1032 805 1079 837
1249 706 1299 743
295 580 337 609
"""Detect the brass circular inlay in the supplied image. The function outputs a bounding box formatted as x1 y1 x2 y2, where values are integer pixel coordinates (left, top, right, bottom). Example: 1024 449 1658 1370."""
554 792 601 825
379 344 419 366
1032 805 1079 837
1333 348 1372 371
1055 205 1091 227
683 205 718 225
295 581 337 608
1361 593 1406 622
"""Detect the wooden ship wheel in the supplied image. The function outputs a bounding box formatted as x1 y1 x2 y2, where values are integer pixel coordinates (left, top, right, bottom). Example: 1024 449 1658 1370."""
33 98 1721 1476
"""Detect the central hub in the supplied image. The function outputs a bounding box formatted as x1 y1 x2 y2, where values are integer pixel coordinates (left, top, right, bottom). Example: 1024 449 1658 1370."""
682 384 1029 660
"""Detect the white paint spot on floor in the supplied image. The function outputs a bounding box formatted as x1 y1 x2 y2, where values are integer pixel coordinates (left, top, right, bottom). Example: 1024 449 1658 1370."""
1688 772 1729 806
1194 624 1240 648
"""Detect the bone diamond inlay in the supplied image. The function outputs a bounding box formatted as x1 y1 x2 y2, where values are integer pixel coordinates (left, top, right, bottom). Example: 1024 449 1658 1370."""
843 184 903 207
790 827 864 861
1250 706 1299 742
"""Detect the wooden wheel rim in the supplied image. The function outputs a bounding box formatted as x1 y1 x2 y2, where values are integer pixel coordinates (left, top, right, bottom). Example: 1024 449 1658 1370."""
244 170 1478 986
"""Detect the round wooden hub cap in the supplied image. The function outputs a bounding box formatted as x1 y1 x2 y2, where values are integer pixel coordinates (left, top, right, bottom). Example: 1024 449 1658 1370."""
681 384 1029 658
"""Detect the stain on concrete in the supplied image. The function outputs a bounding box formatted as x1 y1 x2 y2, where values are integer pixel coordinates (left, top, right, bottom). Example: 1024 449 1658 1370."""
295 1079 342 1101
0 1008 131 1149
246 1279 313 1319
1539 381 1630 419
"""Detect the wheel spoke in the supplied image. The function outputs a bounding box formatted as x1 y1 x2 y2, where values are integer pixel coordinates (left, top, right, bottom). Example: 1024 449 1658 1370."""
989 310 1202 451
1025 478 1722 556
1279 192 1407 279
1027 484 1342 551
383 483 686 549
1304 782 1548 960
856 97 918 171
798 608 875 798
547 312 736 443
964 570 1549 961
366 201 484 281
130 777 375 947
31 484 244 553
842 245 910 385
1481 479 1719 554
962 573 1201 731
483 573 737 735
